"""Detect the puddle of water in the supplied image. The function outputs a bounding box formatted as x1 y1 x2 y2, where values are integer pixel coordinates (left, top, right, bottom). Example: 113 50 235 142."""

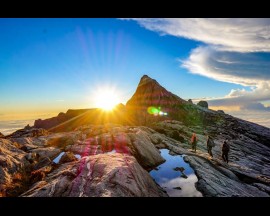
150 149 202 197
75 154 81 159
105 149 116 154
53 152 65 164
53 152 82 164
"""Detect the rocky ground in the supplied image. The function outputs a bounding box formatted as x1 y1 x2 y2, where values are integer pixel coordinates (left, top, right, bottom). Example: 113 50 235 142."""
1 120 269 197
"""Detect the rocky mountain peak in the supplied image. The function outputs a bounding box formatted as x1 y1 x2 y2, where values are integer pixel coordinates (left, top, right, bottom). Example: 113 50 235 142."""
138 74 158 86
126 75 190 124
127 75 186 110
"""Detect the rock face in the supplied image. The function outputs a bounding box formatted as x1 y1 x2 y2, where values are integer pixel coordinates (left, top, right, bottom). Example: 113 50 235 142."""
1 123 168 197
126 75 187 125
128 129 165 169
65 125 165 169
21 153 167 197
197 100 208 109
151 120 270 197
59 152 77 164
125 75 222 127
217 110 225 114
0 132 5 138
1 119 270 197
0 139 29 196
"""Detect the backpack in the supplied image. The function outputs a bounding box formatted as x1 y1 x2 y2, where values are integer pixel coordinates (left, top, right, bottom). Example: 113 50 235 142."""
191 136 197 145
222 142 230 152
208 138 216 147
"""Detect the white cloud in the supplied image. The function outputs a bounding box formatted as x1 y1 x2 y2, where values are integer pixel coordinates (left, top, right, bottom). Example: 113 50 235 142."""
227 111 270 128
181 46 270 86
0 119 34 135
205 82 270 108
125 18 270 112
182 46 270 111
126 18 270 52
160 174 202 197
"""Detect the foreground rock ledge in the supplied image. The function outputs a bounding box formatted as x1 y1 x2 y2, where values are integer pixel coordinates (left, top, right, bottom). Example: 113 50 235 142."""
21 153 168 197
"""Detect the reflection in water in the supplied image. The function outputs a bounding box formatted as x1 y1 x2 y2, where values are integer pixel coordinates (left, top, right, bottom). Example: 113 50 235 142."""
53 152 81 164
75 154 81 159
150 149 202 197
105 149 116 154
53 152 65 164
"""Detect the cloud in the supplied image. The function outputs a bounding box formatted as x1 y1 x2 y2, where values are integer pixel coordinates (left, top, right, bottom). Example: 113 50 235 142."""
126 18 270 52
160 174 202 197
227 110 270 128
0 119 34 135
182 46 270 111
242 103 270 111
181 46 270 86
205 82 270 109
125 18 270 112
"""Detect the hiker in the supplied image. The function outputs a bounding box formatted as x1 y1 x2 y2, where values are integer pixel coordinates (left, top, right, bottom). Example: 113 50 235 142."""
206 135 215 157
191 133 197 153
222 140 230 163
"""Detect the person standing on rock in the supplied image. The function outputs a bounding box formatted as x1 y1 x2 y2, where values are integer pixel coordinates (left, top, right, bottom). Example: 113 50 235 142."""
191 133 197 153
222 140 230 163
206 135 215 158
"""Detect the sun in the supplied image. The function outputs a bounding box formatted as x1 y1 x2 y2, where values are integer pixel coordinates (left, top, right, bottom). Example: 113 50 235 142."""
95 89 120 111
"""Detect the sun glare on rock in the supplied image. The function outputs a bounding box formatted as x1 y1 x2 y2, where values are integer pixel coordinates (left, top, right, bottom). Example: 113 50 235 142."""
95 88 120 111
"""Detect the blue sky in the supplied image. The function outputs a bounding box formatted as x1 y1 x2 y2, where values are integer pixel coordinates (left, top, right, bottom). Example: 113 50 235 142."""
0 18 269 127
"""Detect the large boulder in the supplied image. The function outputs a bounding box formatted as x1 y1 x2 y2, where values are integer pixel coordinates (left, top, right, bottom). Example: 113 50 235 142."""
31 147 61 161
21 153 167 197
128 129 165 169
44 131 81 149
66 126 165 169
0 139 29 196
197 101 208 109
0 132 4 138
59 152 77 164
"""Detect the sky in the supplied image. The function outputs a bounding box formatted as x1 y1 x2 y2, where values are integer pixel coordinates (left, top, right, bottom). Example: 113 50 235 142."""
0 18 270 131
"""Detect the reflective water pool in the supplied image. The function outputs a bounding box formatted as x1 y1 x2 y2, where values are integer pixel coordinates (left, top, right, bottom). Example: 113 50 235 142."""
150 149 202 197
53 152 81 164
53 152 65 164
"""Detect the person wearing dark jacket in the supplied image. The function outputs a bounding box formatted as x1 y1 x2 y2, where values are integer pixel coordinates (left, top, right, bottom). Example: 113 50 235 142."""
191 133 197 153
206 135 214 157
222 140 230 163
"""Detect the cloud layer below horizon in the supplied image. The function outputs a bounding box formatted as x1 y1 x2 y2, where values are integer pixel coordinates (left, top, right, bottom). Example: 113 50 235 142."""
126 18 270 112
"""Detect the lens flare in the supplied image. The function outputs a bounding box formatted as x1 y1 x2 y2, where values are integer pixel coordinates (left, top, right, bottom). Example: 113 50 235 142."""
147 106 168 116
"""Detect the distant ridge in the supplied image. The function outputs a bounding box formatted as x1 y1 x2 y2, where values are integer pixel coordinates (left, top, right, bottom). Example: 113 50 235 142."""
34 109 91 129
48 104 130 133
